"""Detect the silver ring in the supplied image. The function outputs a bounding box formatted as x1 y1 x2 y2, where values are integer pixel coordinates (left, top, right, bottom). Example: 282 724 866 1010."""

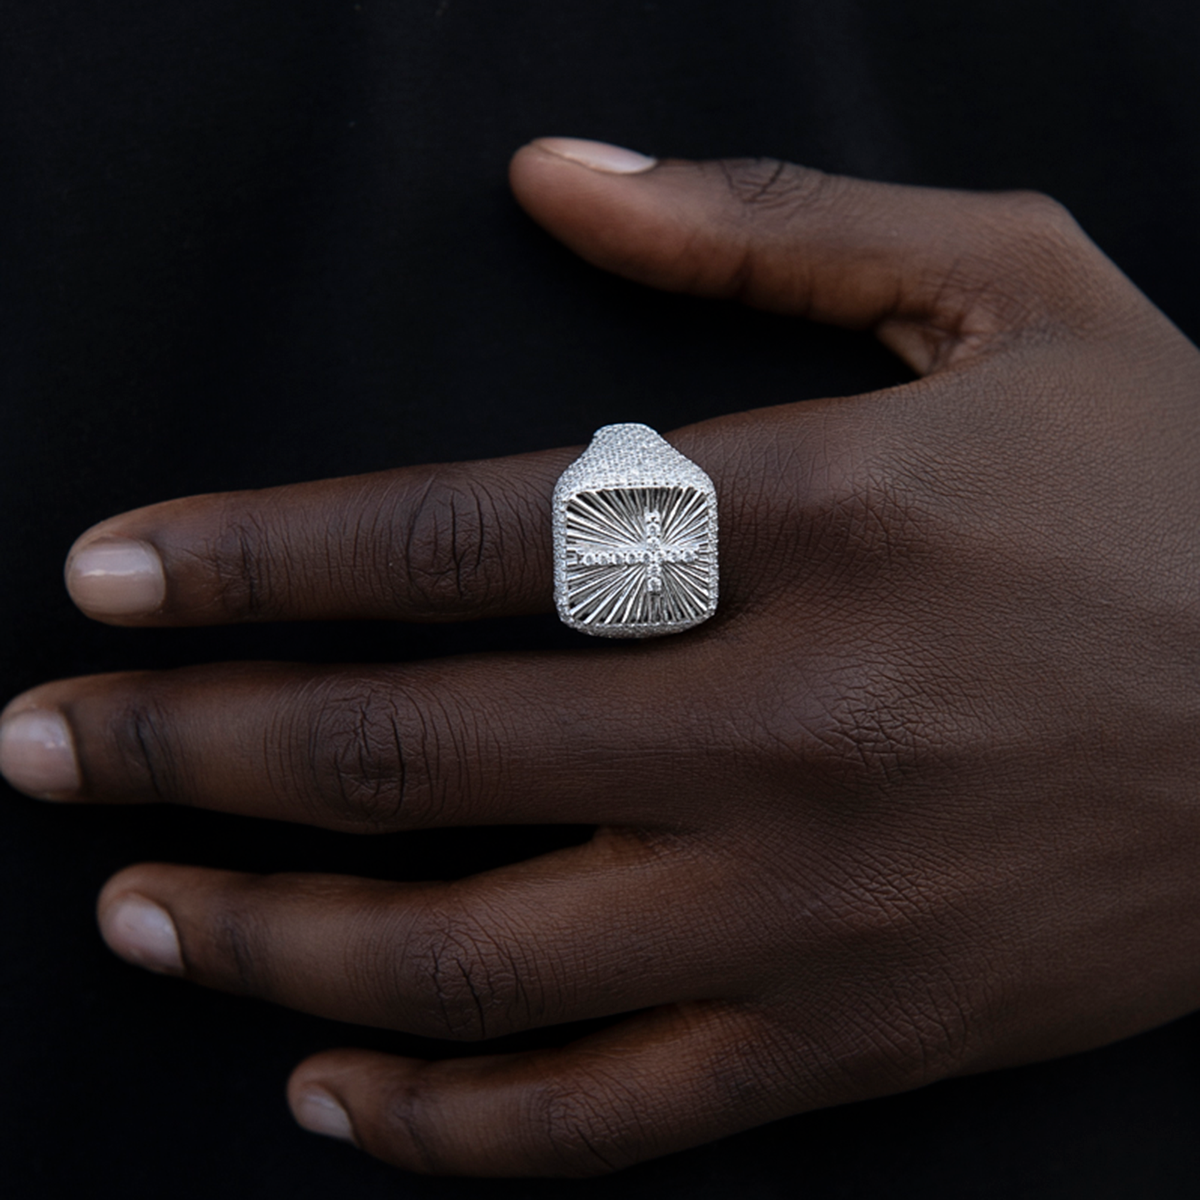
552 423 719 638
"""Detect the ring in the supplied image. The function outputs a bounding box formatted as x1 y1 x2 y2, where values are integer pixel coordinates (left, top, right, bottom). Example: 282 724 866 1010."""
552 423 719 638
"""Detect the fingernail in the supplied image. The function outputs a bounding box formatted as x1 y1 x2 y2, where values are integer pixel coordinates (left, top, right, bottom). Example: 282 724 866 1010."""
66 538 166 617
0 709 81 799
293 1088 355 1143
100 895 183 974
535 137 657 174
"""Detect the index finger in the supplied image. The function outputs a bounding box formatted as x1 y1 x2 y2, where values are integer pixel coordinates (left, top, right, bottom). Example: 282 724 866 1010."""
67 145 1111 630
64 449 573 626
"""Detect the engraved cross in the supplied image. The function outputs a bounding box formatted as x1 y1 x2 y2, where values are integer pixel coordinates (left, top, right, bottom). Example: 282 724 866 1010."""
644 508 665 593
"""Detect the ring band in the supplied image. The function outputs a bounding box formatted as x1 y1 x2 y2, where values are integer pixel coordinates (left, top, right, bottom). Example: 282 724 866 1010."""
552 423 719 638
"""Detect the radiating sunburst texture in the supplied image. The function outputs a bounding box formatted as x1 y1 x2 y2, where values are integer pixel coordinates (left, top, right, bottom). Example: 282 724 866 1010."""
564 486 713 630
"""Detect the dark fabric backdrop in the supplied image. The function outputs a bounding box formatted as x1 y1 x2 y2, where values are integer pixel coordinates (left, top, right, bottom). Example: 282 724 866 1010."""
3 1 1199 1195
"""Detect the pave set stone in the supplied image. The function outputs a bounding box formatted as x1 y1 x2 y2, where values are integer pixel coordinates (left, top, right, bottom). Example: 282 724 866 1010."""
553 424 719 638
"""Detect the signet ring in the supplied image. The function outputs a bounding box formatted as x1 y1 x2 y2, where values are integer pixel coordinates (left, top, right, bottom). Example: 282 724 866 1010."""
552 423 719 638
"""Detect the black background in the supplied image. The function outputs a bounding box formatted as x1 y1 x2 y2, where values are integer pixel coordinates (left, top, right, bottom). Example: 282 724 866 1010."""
2 1 1200 1195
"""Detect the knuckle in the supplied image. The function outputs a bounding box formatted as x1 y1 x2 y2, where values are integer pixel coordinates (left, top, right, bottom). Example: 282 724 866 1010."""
996 191 1092 274
210 902 268 993
108 692 182 802
538 1077 648 1176
717 157 828 216
992 189 1083 245
408 904 533 1041
209 506 282 621
799 866 978 1089
742 444 963 799
374 1073 450 1174
297 676 417 831
750 401 955 579
751 655 942 799
970 190 1105 321
389 471 519 617
288 674 484 833
203 887 274 997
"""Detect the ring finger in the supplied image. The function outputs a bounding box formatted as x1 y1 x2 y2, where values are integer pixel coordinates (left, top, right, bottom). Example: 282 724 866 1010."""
97 838 750 1039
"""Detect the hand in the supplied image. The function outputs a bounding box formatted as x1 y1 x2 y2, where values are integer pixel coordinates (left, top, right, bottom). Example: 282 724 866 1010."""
2 136 1199 1177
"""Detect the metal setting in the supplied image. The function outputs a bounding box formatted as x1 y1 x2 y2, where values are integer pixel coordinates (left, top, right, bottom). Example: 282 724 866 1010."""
553 423 718 638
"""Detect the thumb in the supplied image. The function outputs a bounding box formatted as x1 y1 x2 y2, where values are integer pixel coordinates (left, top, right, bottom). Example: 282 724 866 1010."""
509 137 1100 375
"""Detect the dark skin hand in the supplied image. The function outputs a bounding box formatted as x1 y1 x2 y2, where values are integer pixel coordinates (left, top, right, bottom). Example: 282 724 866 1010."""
2 136 1199 1177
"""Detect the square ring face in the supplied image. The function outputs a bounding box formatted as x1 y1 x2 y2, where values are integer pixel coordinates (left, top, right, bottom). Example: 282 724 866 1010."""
557 485 718 637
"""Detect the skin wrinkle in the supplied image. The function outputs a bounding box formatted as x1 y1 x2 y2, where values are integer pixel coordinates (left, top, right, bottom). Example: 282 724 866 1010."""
539 1059 668 1175
345 890 405 1014
211 506 274 620
372 492 407 610
722 157 830 225
110 692 181 804
207 887 267 1000
422 908 530 1042
470 482 487 584
129 705 167 803
883 252 1007 372
400 471 443 612
382 1075 442 1175
287 669 457 833
396 473 528 618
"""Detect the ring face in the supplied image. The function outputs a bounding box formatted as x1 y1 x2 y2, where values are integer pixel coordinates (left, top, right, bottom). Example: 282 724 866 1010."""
553 424 718 638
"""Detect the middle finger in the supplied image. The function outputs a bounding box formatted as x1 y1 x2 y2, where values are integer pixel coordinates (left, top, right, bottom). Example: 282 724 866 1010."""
0 651 729 830
96 837 745 1039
